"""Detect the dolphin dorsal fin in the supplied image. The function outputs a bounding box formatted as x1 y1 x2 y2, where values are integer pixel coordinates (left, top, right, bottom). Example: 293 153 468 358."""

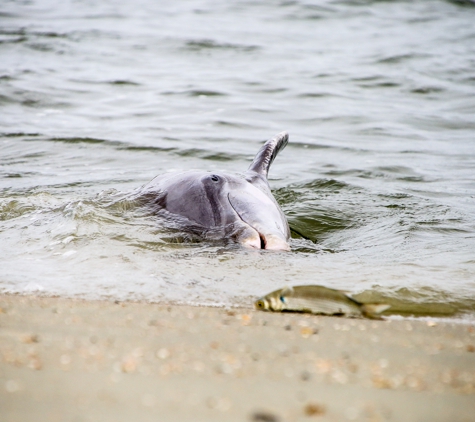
248 132 289 178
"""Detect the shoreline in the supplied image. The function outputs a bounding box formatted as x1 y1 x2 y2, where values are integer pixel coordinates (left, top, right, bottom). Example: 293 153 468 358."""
1 294 474 421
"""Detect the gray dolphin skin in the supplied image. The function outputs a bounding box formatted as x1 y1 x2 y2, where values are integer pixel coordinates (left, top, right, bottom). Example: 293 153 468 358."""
137 132 291 250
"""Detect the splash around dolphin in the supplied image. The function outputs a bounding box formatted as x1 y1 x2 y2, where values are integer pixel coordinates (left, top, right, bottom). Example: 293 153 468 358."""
135 132 291 251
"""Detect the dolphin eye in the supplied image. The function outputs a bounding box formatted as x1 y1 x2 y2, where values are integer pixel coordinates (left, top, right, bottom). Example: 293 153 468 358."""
210 175 219 182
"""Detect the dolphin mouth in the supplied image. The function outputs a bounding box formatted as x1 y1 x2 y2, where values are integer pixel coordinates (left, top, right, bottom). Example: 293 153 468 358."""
227 193 290 251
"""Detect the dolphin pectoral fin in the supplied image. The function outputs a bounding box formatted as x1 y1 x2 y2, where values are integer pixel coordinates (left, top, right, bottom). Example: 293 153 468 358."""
248 132 289 178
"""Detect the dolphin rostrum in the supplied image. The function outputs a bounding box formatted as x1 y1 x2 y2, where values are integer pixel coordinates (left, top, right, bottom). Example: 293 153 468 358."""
136 132 291 250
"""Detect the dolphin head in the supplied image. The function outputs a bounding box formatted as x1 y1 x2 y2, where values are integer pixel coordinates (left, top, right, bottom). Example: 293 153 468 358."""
192 171 290 250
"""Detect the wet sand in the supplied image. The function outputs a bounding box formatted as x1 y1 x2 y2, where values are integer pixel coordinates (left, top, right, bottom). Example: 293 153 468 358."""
0 295 474 422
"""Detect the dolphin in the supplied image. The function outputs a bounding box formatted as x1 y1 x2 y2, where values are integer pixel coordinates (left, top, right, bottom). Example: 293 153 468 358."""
136 132 291 250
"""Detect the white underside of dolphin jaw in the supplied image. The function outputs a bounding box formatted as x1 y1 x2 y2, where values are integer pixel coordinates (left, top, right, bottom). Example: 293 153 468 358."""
238 230 290 251
240 233 261 249
231 221 290 251
229 219 290 250
229 222 261 249
262 234 291 251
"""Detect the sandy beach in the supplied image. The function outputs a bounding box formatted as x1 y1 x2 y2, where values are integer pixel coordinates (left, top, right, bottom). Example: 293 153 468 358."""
0 294 474 422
